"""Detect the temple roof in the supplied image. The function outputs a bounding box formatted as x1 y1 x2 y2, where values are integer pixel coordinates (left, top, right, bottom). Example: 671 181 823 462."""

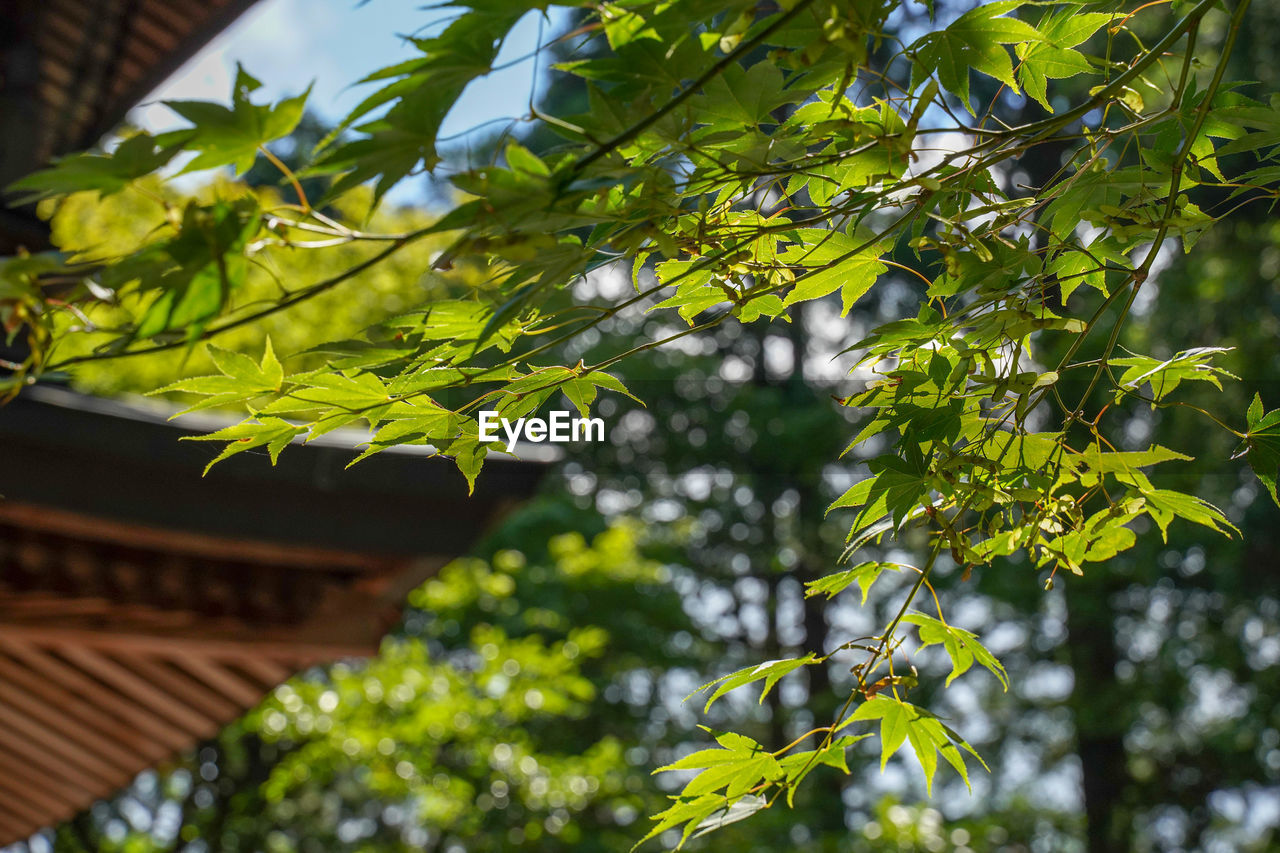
0 386 546 842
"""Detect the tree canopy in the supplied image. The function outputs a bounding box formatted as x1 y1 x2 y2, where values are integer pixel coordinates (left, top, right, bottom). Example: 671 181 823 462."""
5 0 1280 849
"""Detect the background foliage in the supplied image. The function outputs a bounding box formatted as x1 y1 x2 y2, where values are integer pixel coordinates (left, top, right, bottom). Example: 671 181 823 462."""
4 0 1280 851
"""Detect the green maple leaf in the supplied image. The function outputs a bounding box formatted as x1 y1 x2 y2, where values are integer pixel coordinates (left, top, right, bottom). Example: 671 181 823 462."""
6 132 188 203
1243 393 1280 505
909 0 1045 113
166 65 310 176
1016 11 1110 111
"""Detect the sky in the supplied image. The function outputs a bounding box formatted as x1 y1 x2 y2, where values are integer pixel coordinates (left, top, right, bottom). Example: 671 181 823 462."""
132 0 563 199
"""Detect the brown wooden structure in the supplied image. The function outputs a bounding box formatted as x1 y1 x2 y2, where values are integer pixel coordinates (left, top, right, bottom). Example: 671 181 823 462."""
0 387 545 844
0 1 549 845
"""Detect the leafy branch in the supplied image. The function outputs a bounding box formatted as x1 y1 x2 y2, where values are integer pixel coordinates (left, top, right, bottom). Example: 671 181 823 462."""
6 0 1278 846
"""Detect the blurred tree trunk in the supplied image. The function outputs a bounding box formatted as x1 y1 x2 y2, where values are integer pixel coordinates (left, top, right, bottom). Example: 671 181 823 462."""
1064 575 1131 853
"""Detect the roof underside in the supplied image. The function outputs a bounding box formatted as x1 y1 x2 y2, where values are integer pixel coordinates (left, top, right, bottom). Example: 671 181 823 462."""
0 499 396 841
0 629 301 842
0 389 545 842
31 0 261 167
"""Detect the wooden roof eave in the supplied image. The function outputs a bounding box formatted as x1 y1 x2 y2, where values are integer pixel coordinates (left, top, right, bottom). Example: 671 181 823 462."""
0 385 548 844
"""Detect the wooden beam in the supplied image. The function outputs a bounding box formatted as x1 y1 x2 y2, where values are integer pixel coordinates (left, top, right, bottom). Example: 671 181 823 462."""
0 699 132 783
0 620 378 662
0 593 115 618
58 646 220 737
0 649 171 763
123 656 242 720
0 502 405 572
0 772 70 828
82 0 265 155
0 807 35 846
0 823 26 846
175 655 273 707
0 660 143 771
0 723 102 801
0 790 73 843
0 638 191 751
233 655 296 687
